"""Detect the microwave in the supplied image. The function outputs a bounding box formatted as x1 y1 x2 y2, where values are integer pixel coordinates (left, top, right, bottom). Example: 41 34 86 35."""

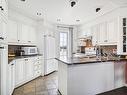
21 47 38 56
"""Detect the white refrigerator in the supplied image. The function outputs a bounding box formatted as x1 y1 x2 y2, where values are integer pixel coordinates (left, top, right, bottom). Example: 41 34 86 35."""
44 35 58 75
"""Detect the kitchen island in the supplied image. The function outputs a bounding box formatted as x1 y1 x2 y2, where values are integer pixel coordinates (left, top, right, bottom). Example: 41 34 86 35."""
56 57 115 95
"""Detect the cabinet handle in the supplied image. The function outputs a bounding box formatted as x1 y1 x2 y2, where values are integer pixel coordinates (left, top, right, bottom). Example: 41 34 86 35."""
28 41 31 43
11 64 14 66
18 40 20 41
25 59 28 61
104 40 108 42
0 37 4 40
0 47 4 49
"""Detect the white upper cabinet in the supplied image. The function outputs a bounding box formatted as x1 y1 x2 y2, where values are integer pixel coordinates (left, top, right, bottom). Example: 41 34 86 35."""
8 20 18 43
29 26 36 44
0 18 7 43
0 0 8 19
20 24 30 43
107 19 118 44
91 24 99 46
98 22 107 44
7 20 37 45
91 18 118 46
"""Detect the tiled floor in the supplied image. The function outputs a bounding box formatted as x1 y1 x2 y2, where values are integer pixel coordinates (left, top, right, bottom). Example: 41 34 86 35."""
13 72 61 95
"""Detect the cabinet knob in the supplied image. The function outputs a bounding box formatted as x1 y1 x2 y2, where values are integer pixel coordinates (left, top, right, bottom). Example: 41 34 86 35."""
18 40 20 41
0 47 4 49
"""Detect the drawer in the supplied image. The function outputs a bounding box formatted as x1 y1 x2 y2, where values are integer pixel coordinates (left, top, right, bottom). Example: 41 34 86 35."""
34 65 41 71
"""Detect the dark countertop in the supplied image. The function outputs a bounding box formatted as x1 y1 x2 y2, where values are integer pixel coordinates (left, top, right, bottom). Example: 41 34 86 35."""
97 86 127 95
8 54 43 64
55 56 127 65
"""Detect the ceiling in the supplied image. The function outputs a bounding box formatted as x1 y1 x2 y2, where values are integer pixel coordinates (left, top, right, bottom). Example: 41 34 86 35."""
8 0 127 25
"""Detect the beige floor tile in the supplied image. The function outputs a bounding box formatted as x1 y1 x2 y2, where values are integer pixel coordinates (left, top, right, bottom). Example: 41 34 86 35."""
13 72 60 95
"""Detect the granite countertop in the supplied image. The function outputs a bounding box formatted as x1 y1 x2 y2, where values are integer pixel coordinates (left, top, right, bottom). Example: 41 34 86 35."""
8 54 43 64
55 56 127 65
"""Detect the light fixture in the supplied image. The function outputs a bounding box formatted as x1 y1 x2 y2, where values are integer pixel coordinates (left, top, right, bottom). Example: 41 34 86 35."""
96 8 101 12
69 0 78 7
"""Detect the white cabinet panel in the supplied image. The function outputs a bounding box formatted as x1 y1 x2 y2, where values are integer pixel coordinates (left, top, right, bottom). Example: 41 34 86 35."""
15 59 25 86
0 0 8 19
45 59 56 75
0 45 8 95
98 22 107 44
107 19 117 43
91 25 99 46
7 21 37 45
20 24 29 43
0 18 7 43
29 26 36 44
25 58 33 81
8 20 18 43
8 61 15 95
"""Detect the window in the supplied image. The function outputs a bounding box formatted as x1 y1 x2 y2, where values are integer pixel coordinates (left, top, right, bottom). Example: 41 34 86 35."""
60 32 68 56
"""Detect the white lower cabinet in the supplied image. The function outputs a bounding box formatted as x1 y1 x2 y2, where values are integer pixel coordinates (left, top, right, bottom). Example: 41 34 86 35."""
8 61 15 95
15 56 43 87
15 59 25 86
45 59 57 75
24 58 34 81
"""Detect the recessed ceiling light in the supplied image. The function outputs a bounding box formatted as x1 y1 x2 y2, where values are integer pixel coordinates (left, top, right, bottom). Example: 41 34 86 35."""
76 20 80 22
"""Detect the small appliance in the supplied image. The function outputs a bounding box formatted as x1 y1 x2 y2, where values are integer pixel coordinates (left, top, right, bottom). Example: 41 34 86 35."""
21 46 38 56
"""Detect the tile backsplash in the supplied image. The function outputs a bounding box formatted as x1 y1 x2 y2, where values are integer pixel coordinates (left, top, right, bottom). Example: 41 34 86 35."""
100 45 117 54
8 45 21 54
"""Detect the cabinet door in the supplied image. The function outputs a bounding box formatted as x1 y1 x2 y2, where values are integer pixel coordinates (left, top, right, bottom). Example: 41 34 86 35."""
20 24 29 43
15 59 25 86
45 59 56 75
8 64 12 95
0 18 7 42
8 62 15 95
8 20 18 43
29 26 36 44
1 0 8 17
107 19 117 43
25 59 33 81
91 25 99 46
0 45 8 95
98 22 107 44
